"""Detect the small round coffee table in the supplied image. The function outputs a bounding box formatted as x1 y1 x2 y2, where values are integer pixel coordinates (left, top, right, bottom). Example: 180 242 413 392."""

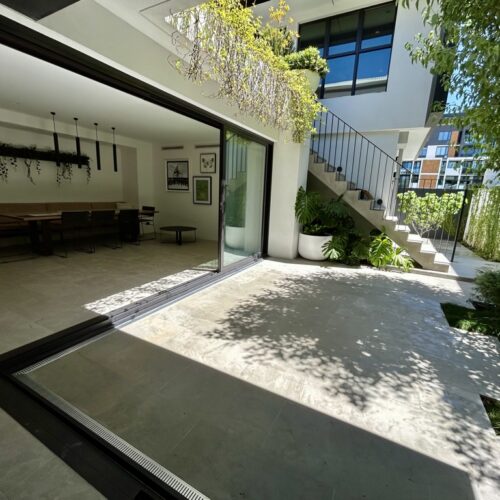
160 226 197 245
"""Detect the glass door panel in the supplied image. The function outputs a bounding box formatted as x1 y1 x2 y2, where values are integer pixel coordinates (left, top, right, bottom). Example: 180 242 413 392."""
223 131 266 267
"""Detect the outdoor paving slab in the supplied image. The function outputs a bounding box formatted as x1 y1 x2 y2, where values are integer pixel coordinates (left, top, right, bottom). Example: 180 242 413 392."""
18 260 500 499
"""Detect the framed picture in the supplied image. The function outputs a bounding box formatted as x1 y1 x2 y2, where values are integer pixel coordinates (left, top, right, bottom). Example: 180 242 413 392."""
193 176 212 205
166 160 189 191
200 152 216 174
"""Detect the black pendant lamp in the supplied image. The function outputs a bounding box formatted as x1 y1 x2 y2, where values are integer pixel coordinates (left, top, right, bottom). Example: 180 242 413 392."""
74 117 82 168
51 111 60 166
112 127 118 172
94 122 101 171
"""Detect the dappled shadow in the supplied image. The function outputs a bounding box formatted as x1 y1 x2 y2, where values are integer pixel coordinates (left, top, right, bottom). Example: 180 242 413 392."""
18 329 478 500
198 264 499 485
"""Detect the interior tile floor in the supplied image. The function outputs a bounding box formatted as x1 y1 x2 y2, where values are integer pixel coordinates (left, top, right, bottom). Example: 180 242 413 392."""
0 239 218 355
12 260 500 499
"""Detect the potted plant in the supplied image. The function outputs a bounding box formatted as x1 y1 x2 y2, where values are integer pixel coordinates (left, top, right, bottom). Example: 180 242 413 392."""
284 47 329 91
294 187 344 260
225 181 246 249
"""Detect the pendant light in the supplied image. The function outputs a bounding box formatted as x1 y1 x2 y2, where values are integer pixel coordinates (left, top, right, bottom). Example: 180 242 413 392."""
51 112 60 166
94 122 101 171
74 117 81 168
112 126 118 172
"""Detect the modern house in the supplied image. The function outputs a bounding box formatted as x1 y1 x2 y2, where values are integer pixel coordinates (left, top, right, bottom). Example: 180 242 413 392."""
0 0 459 497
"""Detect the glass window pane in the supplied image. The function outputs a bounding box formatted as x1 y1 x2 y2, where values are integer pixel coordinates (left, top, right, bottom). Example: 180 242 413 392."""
299 20 327 55
355 48 391 91
324 55 355 97
329 13 358 55
361 3 396 49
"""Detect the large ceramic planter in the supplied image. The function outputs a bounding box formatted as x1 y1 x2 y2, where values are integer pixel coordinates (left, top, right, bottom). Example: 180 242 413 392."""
225 226 245 249
298 233 331 261
303 69 321 92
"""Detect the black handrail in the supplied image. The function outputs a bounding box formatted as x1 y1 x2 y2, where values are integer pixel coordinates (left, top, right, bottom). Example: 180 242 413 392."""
310 108 476 262
311 108 412 217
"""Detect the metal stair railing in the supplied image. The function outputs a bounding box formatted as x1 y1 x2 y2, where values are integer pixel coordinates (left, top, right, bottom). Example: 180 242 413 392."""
310 108 412 220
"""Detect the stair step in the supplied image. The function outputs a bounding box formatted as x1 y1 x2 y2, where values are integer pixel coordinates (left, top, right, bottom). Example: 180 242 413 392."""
394 224 411 233
407 234 424 245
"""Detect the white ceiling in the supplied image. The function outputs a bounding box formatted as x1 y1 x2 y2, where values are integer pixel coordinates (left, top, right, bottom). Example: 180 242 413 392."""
0 43 220 144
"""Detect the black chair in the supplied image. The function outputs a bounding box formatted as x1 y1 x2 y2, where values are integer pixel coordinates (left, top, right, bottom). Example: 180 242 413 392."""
91 210 120 249
118 209 140 244
139 205 156 240
0 215 32 262
50 211 92 257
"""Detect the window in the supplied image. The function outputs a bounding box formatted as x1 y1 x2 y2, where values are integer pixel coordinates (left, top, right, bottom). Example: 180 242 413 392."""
438 130 451 141
298 2 396 97
435 146 448 157
418 147 427 158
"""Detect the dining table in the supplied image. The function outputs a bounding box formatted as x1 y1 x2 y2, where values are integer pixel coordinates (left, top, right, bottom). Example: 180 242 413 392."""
1 212 62 255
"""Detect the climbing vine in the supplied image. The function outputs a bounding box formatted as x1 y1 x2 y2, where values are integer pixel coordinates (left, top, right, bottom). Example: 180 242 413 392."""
464 186 500 261
168 0 322 142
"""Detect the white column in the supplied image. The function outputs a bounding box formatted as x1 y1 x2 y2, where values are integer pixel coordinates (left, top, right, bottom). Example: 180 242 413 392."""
267 137 310 259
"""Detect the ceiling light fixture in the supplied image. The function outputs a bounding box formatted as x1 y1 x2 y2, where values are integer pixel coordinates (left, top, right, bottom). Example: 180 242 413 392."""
50 111 60 166
94 122 101 171
112 127 118 173
74 117 81 168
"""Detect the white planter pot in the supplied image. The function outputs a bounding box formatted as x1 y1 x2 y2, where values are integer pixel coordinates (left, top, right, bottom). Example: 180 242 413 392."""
298 233 331 261
225 226 245 249
303 69 321 92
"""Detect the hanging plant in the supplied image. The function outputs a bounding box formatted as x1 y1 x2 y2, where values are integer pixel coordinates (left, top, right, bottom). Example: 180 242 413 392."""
85 161 92 184
168 0 323 142
0 156 8 182
24 147 42 184
56 162 73 185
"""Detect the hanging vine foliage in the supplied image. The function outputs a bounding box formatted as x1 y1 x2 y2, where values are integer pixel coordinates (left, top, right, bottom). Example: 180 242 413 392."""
464 186 500 261
167 0 322 142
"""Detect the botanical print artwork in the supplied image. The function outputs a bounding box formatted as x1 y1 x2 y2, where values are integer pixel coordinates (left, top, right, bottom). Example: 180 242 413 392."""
193 176 212 205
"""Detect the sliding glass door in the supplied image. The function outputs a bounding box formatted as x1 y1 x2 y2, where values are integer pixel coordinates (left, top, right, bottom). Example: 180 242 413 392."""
222 131 267 268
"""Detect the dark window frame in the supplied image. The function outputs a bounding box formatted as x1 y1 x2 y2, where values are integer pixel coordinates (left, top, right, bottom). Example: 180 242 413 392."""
298 2 397 98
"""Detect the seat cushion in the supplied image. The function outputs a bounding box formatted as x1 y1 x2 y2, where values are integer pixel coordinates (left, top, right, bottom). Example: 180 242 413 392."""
0 203 47 215
91 202 117 210
46 202 91 212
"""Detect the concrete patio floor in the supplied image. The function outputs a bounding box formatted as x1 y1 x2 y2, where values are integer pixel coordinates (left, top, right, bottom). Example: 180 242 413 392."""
9 260 500 499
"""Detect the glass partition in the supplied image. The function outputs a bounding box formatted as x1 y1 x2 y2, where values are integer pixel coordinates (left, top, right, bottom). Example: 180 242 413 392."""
223 131 266 267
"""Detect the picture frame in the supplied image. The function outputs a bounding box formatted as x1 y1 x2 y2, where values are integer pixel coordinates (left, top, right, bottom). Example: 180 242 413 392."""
200 152 216 174
193 176 212 205
166 160 189 191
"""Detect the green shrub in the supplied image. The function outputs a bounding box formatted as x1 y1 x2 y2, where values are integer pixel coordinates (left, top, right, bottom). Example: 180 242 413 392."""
475 268 500 307
284 47 329 79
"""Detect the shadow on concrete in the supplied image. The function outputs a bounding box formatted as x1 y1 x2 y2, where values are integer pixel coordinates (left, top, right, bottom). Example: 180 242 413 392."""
21 326 479 500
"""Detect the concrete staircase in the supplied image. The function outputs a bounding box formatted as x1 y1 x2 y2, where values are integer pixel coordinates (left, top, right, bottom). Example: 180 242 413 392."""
309 156 450 272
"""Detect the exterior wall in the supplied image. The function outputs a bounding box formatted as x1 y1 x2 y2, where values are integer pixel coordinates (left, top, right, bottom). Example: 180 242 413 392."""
268 139 310 259
0 0 436 259
316 3 435 132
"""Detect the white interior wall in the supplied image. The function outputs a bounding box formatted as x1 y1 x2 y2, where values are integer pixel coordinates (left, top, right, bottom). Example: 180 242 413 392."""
0 124 125 202
153 143 220 241
0 110 157 208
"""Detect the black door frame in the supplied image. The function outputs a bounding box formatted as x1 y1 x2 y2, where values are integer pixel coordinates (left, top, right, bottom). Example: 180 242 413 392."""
0 14 275 498
218 125 274 272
